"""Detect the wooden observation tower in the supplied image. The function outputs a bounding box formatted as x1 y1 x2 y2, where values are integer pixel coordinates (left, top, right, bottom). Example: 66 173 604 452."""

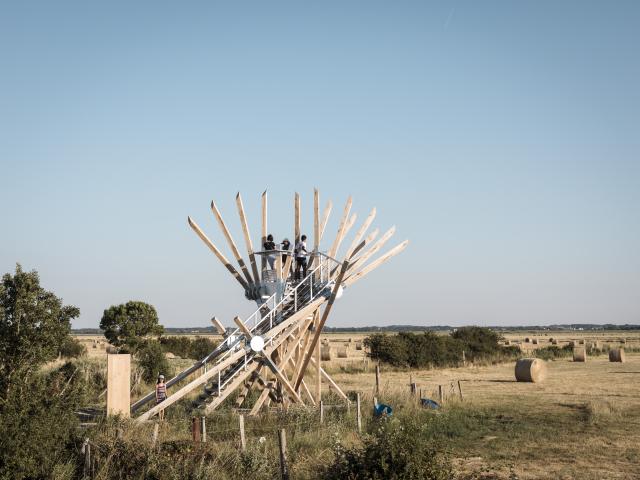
133 189 407 422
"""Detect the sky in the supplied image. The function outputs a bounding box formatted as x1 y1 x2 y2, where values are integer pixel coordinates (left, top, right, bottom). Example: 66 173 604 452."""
1 1 639 329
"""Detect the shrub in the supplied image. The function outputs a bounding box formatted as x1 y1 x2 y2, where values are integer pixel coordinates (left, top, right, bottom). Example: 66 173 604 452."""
451 326 501 357
325 416 452 479
59 337 87 358
189 337 217 359
158 336 218 360
136 340 171 383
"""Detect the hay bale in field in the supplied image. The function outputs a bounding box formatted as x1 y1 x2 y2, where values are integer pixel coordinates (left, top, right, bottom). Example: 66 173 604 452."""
355 342 363 350
568 341 576 347
106 346 118 354
609 348 625 363
619 338 627 344
524 337 531 343
578 339 585 345
515 358 547 383
573 347 587 362
337 347 348 358
532 339 539 345
592 341 601 349
548 338 554 343
551 339 558 345
164 352 176 359
504 340 511 345
321 346 332 361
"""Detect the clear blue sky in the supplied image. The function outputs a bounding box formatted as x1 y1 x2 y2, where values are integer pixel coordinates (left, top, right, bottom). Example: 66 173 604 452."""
1 1 639 328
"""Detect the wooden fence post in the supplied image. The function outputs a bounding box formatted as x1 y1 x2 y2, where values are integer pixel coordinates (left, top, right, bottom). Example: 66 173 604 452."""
356 393 362 433
239 414 246 452
151 423 159 447
201 416 207 443
319 401 324 424
375 364 380 394
278 429 289 480
458 380 464 401
82 438 91 479
462 350 466 366
438 385 443 404
192 416 201 443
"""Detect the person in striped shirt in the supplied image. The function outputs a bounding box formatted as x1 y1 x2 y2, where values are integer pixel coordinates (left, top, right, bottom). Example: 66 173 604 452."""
156 374 168 420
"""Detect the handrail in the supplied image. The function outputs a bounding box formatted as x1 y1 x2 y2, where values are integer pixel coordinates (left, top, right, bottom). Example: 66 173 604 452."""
132 252 341 413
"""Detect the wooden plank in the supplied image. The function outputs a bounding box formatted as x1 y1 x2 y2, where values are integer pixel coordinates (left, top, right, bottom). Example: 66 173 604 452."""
313 189 320 252
351 227 379 258
261 190 267 274
233 315 252 338
344 240 409 288
327 196 353 259
211 200 255 286
319 200 333 241
294 260 349 391
236 192 260 283
314 310 321 403
344 208 376 259
204 361 263 413
294 192 301 243
348 226 396 274
188 216 248 290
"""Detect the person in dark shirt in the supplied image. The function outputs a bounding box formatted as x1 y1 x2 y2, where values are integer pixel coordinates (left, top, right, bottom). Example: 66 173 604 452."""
281 238 292 277
264 234 276 270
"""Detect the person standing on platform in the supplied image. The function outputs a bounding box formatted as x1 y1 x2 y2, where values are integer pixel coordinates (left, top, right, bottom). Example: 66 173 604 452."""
263 234 276 270
294 235 308 280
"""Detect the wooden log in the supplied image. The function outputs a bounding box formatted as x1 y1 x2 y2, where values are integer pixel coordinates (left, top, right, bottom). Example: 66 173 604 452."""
515 358 547 383
200 416 206 443
235 192 260 283
188 216 248 290
356 393 362 433
239 414 246 451
319 400 324 424
210 201 255 286
609 348 625 363
327 196 353 259
345 208 377 259
278 429 289 480
375 364 380 394
294 192 301 244
261 190 268 273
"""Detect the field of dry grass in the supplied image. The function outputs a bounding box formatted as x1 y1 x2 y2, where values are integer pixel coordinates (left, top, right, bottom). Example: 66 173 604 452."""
73 330 640 478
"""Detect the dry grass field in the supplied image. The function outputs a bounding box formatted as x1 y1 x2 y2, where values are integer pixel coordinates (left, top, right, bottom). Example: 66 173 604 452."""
72 330 640 478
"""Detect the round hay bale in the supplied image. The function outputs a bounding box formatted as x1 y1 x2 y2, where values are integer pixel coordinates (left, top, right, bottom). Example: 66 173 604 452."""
524 337 531 343
548 338 554 343
573 347 587 362
164 352 176 359
568 341 576 347
320 346 332 361
355 342 363 350
592 341 601 349
106 346 119 354
609 348 625 363
515 358 547 383
504 340 511 345
337 347 348 358
620 338 627 344
551 339 558 345
532 339 539 345
578 339 585 345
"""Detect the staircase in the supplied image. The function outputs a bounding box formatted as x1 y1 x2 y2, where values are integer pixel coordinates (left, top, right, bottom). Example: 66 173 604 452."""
191 255 337 410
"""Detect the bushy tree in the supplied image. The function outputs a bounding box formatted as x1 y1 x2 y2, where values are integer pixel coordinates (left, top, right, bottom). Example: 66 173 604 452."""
59 336 87 358
100 301 163 349
136 340 171 383
451 326 501 357
0 264 80 395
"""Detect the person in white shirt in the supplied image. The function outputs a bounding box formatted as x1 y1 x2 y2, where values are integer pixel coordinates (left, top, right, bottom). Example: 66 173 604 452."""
294 235 308 280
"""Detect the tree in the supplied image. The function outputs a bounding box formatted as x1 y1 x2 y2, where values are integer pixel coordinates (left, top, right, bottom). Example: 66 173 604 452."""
100 301 163 349
0 264 80 395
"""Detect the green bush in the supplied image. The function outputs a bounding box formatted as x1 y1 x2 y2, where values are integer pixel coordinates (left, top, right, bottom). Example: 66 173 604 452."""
158 336 218 360
136 340 171 383
365 327 516 368
534 344 573 361
59 336 87 358
325 416 452 479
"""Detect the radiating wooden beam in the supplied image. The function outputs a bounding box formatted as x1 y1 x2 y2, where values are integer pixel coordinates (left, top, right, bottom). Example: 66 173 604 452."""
313 189 320 252
327 196 353 259
352 227 379 258
236 193 260 284
294 260 349 391
261 191 268 274
211 201 255 286
348 226 396 273
344 208 376 259
211 316 226 335
344 240 409 288
319 200 333 243
308 357 348 401
187 216 248 290
294 192 301 243
233 315 252 338
314 310 321 403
